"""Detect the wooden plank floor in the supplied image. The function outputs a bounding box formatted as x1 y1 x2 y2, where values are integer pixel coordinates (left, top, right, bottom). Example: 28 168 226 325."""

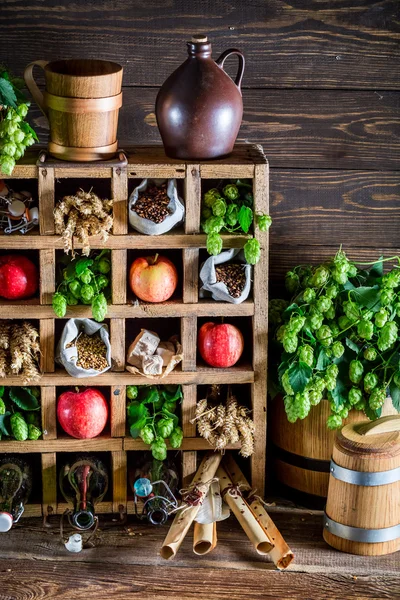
0 507 398 599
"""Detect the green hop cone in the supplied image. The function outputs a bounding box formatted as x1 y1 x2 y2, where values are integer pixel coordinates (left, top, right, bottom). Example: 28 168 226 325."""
338 315 351 330
316 296 332 314
326 304 335 320
283 395 298 423
288 315 306 335
92 293 108 322
156 418 175 439
295 391 311 420
343 300 359 322
331 341 344 359
348 387 363 406
169 426 183 449
223 184 240 201
66 293 79 306
303 288 316 303
0 398 5 415
377 321 398 352
281 370 294 395
347 264 358 278
283 333 298 354
357 320 374 341
28 424 41 440
326 284 339 299
326 364 339 380
330 323 340 337
369 388 386 411
354 399 367 411
375 308 388 329
80 269 92 284
151 437 168 461
17 103 29 118
96 275 109 290
316 325 333 347
338 407 349 419
394 302 400 318
276 325 286 343
327 414 343 430
256 214 272 231
126 385 138 400
332 269 348 285
52 292 67 318
308 311 324 331
364 372 378 393
225 204 238 227
202 207 212 220
10 412 29 441
309 389 323 406
140 425 155 445
311 266 330 288
364 346 377 361
382 269 400 289
206 232 223 256
212 198 227 217
244 239 261 265
349 360 364 384
204 188 222 208
98 258 111 274
69 280 81 299
299 344 314 367
379 288 395 306
80 283 94 303
285 271 300 294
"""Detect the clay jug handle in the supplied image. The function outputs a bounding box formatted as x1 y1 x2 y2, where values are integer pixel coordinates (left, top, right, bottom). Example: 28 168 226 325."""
24 61 49 117
358 415 400 436
215 49 245 90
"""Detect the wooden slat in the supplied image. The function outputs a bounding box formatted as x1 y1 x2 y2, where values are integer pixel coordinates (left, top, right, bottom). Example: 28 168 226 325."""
183 249 199 304
182 451 197 487
180 317 197 372
110 318 125 372
41 452 57 515
4 0 399 90
38 166 55 235
111 450 127 513
124 437 240 451
21 504 42 517
39 249 55 305
56 502 113 515
112 165 128 235
40 386 57 440
251 162 269 495
0 436 123 453
184 164 201 234
182 385 197 438
39 319 54 373
111 249 127 304
111 385 126 437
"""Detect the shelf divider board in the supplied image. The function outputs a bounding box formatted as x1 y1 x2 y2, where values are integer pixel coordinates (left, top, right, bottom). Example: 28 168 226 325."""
41 386 57 440
41 452 57 517
182 451 197 487
39 319 55 374
112 165 128 235
112 450 127 513
39 249 56 305
250 162 269 495
111 385 126 437
110 318 125 372
111 249 127 304
38 166 55 235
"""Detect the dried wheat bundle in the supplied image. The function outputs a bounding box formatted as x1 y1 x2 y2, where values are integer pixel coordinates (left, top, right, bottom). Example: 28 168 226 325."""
54 189 113 256
192 386 255 457
0 320 41 383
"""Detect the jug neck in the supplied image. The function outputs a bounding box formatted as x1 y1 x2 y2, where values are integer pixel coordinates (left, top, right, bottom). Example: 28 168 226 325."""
187 35 212 59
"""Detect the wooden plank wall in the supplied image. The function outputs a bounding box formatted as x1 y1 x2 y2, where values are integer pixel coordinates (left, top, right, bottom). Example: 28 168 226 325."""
1 0 399 287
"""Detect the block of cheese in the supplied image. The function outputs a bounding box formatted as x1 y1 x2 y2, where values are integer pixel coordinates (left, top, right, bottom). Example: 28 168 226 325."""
127 329 160 366
142 354 163 376
156 341 175 367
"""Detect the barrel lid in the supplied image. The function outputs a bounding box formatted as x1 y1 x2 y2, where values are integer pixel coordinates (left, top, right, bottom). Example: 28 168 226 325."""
337 416 400 457
0 512 13 532
191 35 208 43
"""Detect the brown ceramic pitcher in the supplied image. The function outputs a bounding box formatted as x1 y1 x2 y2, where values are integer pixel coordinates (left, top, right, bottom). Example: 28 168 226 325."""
156 35 245 160
24 59 123 161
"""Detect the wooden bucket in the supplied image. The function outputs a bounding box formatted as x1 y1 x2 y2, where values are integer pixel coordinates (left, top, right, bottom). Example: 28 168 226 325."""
324 416 400 556
270 396 393 505
24 59 123 161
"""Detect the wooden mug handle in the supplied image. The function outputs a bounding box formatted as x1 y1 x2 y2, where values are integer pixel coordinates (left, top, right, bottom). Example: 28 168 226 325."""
215 49 245 91
358 415 400 436
23 60 49 117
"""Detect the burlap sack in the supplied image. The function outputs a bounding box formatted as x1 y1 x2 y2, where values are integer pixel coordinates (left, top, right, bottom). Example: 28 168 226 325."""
129 178 184 235
199 249 251 304
56 318 111 378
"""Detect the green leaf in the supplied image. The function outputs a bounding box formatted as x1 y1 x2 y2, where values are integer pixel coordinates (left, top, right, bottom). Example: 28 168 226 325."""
9 387 39 411
303 326 316 344
75 258 94 276
0 77 17 108
160 385 182 403
389 384 400 412
316 349 331 371
140 386 160 405
237 205 253 233
127 401 147 424
19 120 38 141
288 361 312 394
282 303 302 322
0 386 4 398
330 360 349 409
130 416 149 439
161 405 179 427
368 257 384 281
345 337 360 353
350 286 381 312
364 405 382 421
0 412 10 436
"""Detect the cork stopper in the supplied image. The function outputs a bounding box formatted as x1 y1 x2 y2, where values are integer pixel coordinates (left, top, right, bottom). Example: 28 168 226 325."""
191 35 208 43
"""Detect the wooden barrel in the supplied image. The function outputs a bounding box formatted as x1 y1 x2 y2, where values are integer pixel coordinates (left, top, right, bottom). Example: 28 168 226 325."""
324 416 400 556
24 59 123 161
270 396 393 505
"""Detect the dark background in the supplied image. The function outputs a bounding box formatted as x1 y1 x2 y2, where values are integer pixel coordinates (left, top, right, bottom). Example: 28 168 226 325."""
1 0 399 286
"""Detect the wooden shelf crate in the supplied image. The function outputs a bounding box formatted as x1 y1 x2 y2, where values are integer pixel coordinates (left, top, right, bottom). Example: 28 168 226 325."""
0 144 269 518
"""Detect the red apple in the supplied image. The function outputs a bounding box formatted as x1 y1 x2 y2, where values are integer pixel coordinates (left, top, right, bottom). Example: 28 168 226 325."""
57 388 108 439
129 254 178 303
198 322 244 368
0 254 38 299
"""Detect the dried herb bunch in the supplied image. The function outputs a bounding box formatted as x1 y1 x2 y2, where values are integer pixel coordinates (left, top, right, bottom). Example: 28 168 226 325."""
54 189 113 256
192 385 255 457
0 320 41 383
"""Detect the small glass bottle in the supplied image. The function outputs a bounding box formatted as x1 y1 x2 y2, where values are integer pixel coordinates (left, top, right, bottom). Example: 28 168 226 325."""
0 456 32 532
131 458 179 525
59 455 108 531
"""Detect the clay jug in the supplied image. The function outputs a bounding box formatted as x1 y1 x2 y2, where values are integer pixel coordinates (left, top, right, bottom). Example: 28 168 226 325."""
156 35 245 160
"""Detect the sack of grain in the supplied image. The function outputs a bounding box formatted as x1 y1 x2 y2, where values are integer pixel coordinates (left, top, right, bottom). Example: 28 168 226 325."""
199 249 251 304
129 178 184 235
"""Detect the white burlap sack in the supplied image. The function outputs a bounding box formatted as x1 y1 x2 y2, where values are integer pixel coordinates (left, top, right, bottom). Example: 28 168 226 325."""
199 249 251 304
56 318 111 378
129 178 184 235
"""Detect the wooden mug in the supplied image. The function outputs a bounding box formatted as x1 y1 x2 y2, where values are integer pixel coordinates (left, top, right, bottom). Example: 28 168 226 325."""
24 59 123 161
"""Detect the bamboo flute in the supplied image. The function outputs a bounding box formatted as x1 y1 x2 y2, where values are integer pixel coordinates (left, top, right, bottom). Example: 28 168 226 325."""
223 454 294 569
193 522 217 555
